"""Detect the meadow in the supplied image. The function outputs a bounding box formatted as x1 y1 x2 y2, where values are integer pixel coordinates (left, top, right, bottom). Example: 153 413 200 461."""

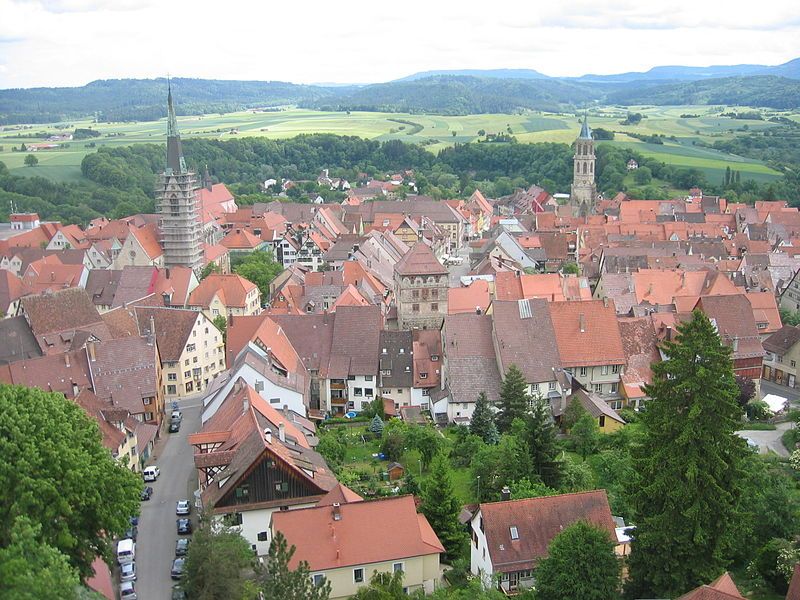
0 104 787 186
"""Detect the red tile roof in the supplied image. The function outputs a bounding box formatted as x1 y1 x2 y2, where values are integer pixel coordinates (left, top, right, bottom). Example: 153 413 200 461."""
272 495 443 571
448 279 491 314
478 490 616 573
677 572 744 599
317 483 363 506
549 300 626 367
394 242 447 276
0 269 28 314
188 273 258 309
221 228 263 250
133 306 202 362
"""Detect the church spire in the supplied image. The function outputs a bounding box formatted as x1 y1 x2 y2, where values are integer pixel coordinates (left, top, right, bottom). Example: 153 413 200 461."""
166 81 187 175
579 112 592 140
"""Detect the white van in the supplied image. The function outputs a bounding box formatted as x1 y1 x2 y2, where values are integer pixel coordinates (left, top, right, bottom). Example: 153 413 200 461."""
142 466 160 482
117 538 135 564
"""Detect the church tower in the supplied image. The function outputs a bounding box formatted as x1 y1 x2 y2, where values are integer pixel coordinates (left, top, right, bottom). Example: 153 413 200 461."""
155 85 203 271
570 114 597 210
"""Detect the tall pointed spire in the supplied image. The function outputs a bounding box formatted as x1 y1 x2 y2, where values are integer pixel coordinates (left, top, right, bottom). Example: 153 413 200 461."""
166 80 187 175
579 112 592 140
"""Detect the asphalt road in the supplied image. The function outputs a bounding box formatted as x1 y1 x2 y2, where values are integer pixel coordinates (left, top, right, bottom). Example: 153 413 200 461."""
736 421 793 457
760 379 800 404
135 398 202 600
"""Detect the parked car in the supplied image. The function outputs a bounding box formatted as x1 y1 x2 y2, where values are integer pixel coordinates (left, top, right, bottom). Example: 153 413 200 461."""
175 538 189 557
171 410 182 421
120 581 137 599
142 466 160 482
172 584 187 600
171 557 186 580
140 486 153 501
169 421 180 433
176 500 191 516
120 561 136 582
177 518 192 535
124 525 138 542
116 538 135 564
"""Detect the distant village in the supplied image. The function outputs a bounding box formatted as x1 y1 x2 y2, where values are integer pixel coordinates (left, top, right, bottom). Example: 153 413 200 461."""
3 94 800 600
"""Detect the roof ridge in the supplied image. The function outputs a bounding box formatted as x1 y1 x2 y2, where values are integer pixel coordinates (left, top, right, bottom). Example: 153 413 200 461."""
480 488 609 507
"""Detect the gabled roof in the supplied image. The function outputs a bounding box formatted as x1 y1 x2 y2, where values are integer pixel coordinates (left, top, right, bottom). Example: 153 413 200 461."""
413 329 442 389
272 495 443 571
394 241 447 276
84 269 122 307
379 330 413 388
477 490 616 573
0 348 91 398
133 306 203 362
188 273 258 309
221 228 263 250
548 300 626 367
112 265 195 308
128 224 162 260
0 269 28 314
0 316 42 365
677 572 744 600
492 299 561 384
619 316 660 399
763 325 800 355
448 279 491 315
442 313 502 404
21 287 103 336
88 337 159 415
329 306 381 377
695 295 765 360
317 483 363 506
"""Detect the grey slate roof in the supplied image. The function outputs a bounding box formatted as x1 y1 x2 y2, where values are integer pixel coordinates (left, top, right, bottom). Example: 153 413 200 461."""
442 313 502 405
0 316 43 365
378 330 413 388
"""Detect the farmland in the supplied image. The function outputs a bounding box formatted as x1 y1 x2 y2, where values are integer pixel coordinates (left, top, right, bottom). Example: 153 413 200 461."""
0 104 787 186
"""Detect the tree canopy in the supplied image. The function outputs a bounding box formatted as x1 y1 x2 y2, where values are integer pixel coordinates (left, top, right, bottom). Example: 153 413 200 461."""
232 250 283 299
0 384 142 580
419 453 466 560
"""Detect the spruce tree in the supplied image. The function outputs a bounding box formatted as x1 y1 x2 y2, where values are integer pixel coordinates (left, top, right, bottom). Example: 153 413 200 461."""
524 395 563 488
496 364 530 433
470 392 499 444
260 531 331 600
625 310 747 599
419 453 466 560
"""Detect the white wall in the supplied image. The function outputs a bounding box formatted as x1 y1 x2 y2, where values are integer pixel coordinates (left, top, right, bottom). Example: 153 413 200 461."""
217 503 316 556
410 387 433 410
470 510 494 588
347 375 377 411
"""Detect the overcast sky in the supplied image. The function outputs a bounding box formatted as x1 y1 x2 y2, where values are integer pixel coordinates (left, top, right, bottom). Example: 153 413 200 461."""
1 0 798 88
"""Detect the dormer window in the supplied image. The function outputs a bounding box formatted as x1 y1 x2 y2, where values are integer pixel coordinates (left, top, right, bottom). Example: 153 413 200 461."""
419 372 428 379
431 354 439 361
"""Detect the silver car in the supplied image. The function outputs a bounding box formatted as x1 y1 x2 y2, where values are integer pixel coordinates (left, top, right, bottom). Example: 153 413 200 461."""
120 581 137 599
120 561 136 582
176 500 191 515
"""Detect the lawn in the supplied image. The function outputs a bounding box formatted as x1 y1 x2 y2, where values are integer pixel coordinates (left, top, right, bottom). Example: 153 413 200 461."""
0 104 788 186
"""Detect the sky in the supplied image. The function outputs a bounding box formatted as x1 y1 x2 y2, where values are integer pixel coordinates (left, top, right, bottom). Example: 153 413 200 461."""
0 0 798 89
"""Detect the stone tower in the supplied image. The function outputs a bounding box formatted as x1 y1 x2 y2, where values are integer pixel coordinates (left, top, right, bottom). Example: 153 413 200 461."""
394 242 449 330
570 114 597 210
155 85 203 271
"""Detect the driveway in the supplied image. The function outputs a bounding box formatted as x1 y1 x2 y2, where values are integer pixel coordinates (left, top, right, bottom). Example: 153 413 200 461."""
736 421 793 457
135 396 202 599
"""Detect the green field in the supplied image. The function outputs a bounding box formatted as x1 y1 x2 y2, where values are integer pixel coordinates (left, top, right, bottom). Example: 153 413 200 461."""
0 105 785 186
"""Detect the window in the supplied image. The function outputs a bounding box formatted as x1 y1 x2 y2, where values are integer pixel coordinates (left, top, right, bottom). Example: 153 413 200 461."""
412 303 420 313
167 384 176 394
187 343 196 352
431 354 439 361
354 387 363 396
257 531 268 541
168 373 177 381
185 382 193 393
793 360 797 368
193 357 198 364
412 289 419 299
270 397 280 404
224 512 243 526
365 375 373 381
184 371 191 378
611 364 620 374
274 482 289 492
381 370 392 376
419 372 428 379
579 366 588 377
235 485 250 499
601 365 609 375
599 416 606 428
184 359 190 366
610 382 618 394
312 574 325 587
354 568 364 583
594 384 603 393
422 389 430 396
365 388 374 396
510 526 519 540
143 397 152 405
431 303 439 312
397 389 403 394
531 383 539 392
145 412 153 421
548 382 556 391
393 562 404 573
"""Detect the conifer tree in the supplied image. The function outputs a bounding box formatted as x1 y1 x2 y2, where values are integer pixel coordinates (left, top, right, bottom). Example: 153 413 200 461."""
260 531 331 600
470 391 499 444
625 310 747 599
496 364 530 433
368 414 384 436
420 453 466 560
524 395 563 488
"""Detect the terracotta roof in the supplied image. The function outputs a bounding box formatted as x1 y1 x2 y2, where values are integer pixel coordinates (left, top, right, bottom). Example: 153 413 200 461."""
272 495 443 571
129 223 163 260
133 306 202 362
495 272 591 303
317 483 363 506
266 313 335 377
413 329 442 389
492 299 561 384
394 242 447 276
244 316 304 376
633 269 739 306
20 287 103 336
189 273 258 309
548 300 626 367
0 349 91 398
442 313 502 404
329 306 382 377
0 269 28 314
619 316 660 399
221 228 263 250
448 279 491 315
787 563 800 600
112 266 195 308
695 295 765 360
74 389 126 451
86 557 115 600
763 325 800 355
745 291 782 334
88 337 158 416
677 572 744 600
478 490 616 573
22 261 85 294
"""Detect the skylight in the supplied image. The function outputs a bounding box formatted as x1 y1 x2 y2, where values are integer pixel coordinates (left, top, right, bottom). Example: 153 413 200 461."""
510 526 519 540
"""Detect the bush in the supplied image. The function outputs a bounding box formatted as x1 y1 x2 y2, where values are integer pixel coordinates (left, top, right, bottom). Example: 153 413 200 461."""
746 400 772 421
749 538 795 593
790 449 800 471
618 408 639 423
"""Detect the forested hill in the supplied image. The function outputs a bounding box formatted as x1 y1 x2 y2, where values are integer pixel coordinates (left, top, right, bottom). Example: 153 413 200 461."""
302 75 602 114
606 76 800 110
0 78 339 124
3 72 800 125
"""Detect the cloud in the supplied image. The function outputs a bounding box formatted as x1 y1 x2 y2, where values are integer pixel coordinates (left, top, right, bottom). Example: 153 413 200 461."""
14 0 154 12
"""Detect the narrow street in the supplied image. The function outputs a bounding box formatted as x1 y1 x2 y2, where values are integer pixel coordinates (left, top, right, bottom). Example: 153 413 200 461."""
135 397 202 600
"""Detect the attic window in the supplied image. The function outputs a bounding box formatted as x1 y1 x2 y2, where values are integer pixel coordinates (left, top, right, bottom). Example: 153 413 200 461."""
419 373 428 379
510 526 519 540
431 354 439 361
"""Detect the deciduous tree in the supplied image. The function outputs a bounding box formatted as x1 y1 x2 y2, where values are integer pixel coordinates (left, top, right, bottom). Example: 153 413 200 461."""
571 412 600 459
625 310 747 599
233 250 283 299
0 385 141 580
536 521 621 600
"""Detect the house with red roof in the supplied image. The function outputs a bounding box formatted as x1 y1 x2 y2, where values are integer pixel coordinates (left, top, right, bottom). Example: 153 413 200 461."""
677 572 744 600
470 490 620 593
188 273 261 320
189 381 337 554
112 223 164 269
271 495 443 598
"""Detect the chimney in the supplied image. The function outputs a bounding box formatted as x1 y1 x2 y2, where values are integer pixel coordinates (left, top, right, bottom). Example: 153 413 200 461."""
501 486 511 501
243 395 249 414
579 313 586 333
278 422 285 443
602 297 608 308
283 405 289 419
332 502 342 521
87 341 96 362
732 337 739 352
72 382 79 397
148 315 156 345
264 428 272 444
64 353 70 368
475 306 482 315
